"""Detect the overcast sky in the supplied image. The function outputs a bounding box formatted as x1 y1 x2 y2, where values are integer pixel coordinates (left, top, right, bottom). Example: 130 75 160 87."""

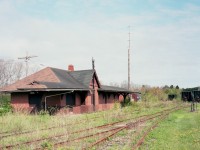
0 0 200 88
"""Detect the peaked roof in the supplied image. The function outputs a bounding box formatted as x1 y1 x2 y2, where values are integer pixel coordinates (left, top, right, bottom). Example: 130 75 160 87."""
69 70 101 88
69 70 95 86
1 67 96 92
0 66 131 94
1 67 59 92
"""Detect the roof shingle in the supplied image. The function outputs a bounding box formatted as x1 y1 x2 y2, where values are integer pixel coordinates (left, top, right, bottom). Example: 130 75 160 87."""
0 67 131 93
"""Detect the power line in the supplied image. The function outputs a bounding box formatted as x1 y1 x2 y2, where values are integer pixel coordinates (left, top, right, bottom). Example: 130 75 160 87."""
18 51 38 77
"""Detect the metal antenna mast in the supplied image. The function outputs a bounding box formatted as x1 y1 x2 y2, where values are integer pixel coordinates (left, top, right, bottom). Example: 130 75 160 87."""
128 26 131 90
18 52 38 77
92 57 95 111
92 57 95 70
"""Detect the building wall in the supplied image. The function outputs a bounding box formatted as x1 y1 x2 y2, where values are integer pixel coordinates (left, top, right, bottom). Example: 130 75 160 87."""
11 89 125 114
75 93 81 106
89 75 99 106
73 105 94 114
85 92 92 105
98 93 105 104
42 92 62 107
46 95 61 106
98 93 121 104
119 95 124 102
60 94 66 107
71 92 121 114
11 92 31 112
95 87 99 105
107 94 115 103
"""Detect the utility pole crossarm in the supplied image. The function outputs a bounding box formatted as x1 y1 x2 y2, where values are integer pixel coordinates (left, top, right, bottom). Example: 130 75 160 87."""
18 55 37 59
18 53 38 77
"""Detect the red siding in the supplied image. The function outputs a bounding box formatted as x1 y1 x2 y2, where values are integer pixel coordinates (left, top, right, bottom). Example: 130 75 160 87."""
11 93 30 112
75 93 81 106
119 95 124 102
72 104 115 114
107 94 115 103
45 95 61 107
11 93 29 105
99 93 105 104
73 105 93 114
60 94 66 107
95 87 99 105
85 92 92 105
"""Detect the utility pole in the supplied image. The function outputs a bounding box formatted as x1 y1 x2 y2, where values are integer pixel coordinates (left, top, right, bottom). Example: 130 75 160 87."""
92 57 95 111
18 52 38 77
92 57 95 70
128 26 131 90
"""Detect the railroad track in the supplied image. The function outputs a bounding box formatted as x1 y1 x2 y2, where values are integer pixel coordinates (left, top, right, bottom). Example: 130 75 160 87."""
41 106 183 149
0 109 144 139
0 115 102 139
83 106 188 150
0 105 188 149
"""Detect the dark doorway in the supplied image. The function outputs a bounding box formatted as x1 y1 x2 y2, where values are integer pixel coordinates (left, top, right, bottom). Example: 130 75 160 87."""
168 94 177 100
66 94 75 107
29 93 42 110
79 92 86 105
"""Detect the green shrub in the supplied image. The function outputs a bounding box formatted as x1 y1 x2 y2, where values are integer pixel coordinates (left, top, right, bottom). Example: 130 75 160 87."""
0 94 11 116
121 97 132 107
131 101 139 108
41 141 53 150
140 86 182 102
113 101 121 110
38 110 49 116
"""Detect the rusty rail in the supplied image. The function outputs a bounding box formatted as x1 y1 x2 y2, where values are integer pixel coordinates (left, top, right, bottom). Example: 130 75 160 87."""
82 126 127 150
132 113 169 150
35 126 125 150
131 106 190 149
83 106 187 150
0 109 146 138
0 106 187 149
0 105 180 138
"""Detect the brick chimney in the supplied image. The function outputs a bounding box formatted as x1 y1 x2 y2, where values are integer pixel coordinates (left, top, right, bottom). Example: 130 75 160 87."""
68 65 74 71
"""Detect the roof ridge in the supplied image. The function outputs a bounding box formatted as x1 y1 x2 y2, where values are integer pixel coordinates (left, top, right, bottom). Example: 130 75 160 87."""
69 69 94 72
49 67 94 72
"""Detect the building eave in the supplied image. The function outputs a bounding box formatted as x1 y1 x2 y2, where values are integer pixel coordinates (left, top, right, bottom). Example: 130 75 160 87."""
2 88 90 93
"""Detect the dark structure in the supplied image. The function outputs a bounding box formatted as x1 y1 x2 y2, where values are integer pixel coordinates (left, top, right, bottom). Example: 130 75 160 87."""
182 87 200 102
182 87 199 112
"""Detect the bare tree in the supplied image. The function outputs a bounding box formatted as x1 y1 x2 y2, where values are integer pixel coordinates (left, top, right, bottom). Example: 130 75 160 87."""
109 82 120 87
14 62 24 81
120 80 128 89
0 60 25 87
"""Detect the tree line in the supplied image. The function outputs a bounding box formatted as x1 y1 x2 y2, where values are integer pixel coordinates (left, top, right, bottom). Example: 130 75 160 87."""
0 59 39 88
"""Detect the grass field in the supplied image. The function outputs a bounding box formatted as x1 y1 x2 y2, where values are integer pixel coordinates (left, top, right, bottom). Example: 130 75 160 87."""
0 101 197 149
140 105 200 150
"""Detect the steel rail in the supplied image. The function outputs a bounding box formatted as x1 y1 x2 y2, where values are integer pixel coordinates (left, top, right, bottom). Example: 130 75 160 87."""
83 106 188 150
0 106 188 149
